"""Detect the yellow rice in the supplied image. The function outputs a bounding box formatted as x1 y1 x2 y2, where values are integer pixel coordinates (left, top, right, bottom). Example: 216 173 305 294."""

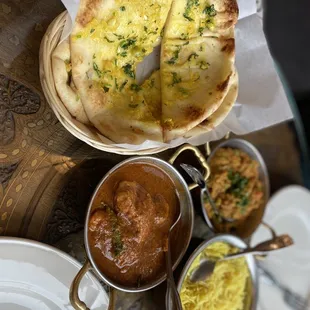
180 242 250 310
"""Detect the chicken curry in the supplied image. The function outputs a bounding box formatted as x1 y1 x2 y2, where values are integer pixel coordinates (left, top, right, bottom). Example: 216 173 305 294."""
88 162 178 287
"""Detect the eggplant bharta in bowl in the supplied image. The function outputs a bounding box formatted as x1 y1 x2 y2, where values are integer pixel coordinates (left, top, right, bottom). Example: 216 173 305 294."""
88 162 179 287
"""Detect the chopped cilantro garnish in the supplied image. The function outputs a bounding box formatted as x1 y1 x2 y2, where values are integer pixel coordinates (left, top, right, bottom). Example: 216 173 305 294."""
188 52 199 61
183 0 199 21
103 84 112 93
166 46 181 65
200 61 209 70
119 80 128 91
205 18 214 30
113 229 123 256
120 38 136 50
130 83 142 92
171 72 182 86
180 33 189 40
113 33 125 40
123 64 135 79
179 87 189 94
203 4 217 17
90 28 95 34
104 36 114 43
183 14 193 21
103 205 124 257
120 6 126 11
227 170 249 198
238 195 249 207
93 62 102 78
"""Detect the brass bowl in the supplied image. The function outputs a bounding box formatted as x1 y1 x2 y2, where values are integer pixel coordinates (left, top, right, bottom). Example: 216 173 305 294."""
201 139 270 239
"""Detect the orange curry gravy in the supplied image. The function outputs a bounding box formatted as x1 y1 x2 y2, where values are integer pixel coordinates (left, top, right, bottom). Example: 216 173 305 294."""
88 162 178 287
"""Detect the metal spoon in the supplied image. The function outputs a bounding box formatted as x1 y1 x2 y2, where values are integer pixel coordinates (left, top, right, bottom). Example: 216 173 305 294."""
180 163 235 223
165 200 182 310
190 234 294 283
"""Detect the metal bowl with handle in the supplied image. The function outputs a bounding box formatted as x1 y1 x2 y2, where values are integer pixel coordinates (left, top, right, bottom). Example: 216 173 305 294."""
175 230 293 310
69 144 211 309
200 139 270 239
176 234 258 310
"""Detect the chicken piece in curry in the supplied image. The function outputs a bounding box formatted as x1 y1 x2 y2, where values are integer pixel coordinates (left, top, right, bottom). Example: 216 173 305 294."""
88 163 178 287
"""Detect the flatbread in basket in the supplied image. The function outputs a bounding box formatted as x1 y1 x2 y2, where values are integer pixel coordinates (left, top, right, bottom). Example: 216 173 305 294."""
43 0 239 151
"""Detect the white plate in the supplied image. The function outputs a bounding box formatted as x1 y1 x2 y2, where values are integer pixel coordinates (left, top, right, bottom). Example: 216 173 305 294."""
251 185 310 310
0 237 109 310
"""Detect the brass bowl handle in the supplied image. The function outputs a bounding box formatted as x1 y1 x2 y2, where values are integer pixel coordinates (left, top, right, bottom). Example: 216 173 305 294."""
169 144 210 190
70 260 92 310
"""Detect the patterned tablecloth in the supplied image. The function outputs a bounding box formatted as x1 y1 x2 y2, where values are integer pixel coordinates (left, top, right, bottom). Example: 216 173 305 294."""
0 1 303 309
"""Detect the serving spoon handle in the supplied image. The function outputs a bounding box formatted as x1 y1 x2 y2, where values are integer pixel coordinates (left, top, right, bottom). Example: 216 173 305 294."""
165 236 182 310
180 163 235 223
221 234 294 260
190 235 294 283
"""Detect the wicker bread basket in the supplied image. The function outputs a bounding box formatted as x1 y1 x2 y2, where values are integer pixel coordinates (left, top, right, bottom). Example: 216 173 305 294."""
39 11 169 155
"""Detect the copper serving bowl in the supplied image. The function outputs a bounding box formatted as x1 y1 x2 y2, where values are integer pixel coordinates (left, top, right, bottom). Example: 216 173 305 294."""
200 139 270 239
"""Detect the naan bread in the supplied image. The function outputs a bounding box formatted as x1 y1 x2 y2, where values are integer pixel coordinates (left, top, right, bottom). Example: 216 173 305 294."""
141 70 162 121
184 68 238 137
160 0 238 142
161 36 235 141
52 40 89 124
84 71 163 144
136 68 238 140
164 0 238 40
70 0 173 143
54 0 239 144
